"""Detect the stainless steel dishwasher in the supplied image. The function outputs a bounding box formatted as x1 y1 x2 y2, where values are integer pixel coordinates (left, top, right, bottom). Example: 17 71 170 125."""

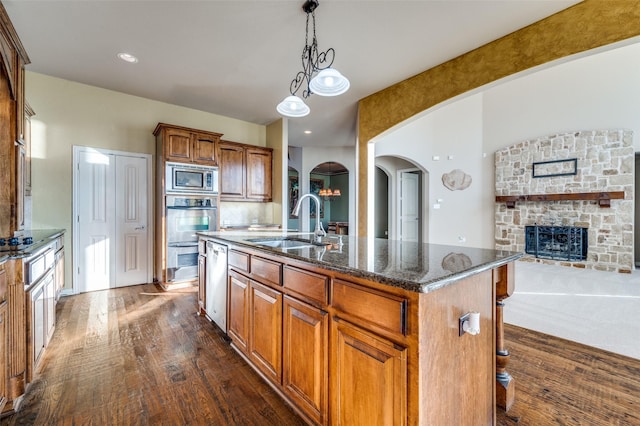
206 241 228 332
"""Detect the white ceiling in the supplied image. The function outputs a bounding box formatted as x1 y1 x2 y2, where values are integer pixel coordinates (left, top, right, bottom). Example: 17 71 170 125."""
4 0 580 148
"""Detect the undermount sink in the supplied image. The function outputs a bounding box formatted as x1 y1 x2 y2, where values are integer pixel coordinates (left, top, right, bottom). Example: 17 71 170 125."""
248 237 325 250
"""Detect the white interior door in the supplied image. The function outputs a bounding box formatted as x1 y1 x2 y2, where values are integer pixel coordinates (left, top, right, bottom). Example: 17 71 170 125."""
399 171 420 243
115 156 148 287
77 150 115 292
75 147 151 293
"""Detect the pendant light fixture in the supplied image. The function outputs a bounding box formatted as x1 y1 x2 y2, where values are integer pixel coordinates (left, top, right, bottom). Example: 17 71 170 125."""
276 0 350 118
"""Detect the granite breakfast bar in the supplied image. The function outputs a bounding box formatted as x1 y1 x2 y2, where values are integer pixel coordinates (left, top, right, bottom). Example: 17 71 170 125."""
197 231 522 425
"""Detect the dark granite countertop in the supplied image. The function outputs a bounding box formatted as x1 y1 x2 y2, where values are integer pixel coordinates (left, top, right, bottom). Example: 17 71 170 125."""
198 231 523 294
0 229 65 260
220 224 282 230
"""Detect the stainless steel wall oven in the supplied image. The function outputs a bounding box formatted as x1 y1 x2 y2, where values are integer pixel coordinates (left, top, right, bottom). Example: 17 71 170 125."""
166 195 217 282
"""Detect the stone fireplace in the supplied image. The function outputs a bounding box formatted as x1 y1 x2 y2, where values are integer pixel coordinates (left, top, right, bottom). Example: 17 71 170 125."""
494 130 634 273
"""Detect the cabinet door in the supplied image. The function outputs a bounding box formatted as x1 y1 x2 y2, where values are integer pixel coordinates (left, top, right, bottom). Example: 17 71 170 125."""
219 143 245 199
330 318 407 426
228 270 249 354
283 296 327 424
198 254 206 314
55 249 64 299
193 133 218 166
0 301 7 411
164 128 193 162
15 143 25 231
249 280 282 383
246 148 272 201
44 273 55 344
24 103 34 195
31 282 46 377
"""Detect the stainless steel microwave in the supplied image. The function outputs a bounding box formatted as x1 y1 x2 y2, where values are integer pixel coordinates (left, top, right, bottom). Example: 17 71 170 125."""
165 162 218 195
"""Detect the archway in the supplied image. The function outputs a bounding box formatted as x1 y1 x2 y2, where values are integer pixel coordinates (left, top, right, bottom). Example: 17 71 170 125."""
309 162 349 235
375 156 429 243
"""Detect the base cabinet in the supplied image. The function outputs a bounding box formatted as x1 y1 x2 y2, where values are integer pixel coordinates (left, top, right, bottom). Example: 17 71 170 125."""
220 244 505 425
54 247 64 299
249 281 282 383
0 301 7 412
330 318 407 426
228 270 249 354
197 253 206 314
26 270 53 382
283 296 328 425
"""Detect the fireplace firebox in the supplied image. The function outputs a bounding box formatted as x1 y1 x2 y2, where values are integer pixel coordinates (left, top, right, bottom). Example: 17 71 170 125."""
525 225 588 261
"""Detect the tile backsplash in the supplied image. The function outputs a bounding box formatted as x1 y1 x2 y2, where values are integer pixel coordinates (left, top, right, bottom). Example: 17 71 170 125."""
219 202 274 226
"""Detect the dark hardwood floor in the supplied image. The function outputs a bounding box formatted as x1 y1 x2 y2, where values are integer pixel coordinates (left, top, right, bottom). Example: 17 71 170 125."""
497 324 640 426
2 283 639 425
2 284 305 425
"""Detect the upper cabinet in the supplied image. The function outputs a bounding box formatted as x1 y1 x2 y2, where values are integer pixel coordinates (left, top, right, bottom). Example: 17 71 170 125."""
219 140 272 202
246 147 273 201
0 2 30 236
154 123 222 166
24 103 34 195
219 141 245 199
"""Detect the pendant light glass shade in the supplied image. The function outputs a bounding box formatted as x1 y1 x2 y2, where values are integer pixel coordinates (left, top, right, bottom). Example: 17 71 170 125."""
309 68 350 96
276 95 310 117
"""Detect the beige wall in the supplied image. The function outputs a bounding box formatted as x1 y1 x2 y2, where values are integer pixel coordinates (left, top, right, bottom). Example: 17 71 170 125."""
26 72 266 290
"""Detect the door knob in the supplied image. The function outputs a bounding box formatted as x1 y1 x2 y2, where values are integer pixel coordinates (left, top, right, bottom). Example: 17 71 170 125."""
135 225 146 230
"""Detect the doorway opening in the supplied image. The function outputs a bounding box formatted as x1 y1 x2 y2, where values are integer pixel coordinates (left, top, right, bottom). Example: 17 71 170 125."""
375 156 428 243
308 162 349 235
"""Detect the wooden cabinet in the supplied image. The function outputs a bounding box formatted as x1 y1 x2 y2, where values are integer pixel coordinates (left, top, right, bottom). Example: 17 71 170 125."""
219 140 272 202
0 6 30 236
54 247 64 299
220 243 503 425
228 269 250 354
15 142 25 231
330 318 407 426
24 103 34 195
219 142 245 199
153 123 222 288
0 300 6 413
0 261 7 413
45 270 55 343
246 147 273 200
198 254 206 314
154 123 222 166
249 280 282 383
197 238 206 314
26 271 51 382
283 296 328 425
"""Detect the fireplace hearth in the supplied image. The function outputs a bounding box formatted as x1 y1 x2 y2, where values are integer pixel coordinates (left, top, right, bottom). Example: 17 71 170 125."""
525 225 588 261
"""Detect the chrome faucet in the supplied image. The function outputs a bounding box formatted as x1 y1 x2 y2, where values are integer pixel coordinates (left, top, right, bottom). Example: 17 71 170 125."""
292 193 326 243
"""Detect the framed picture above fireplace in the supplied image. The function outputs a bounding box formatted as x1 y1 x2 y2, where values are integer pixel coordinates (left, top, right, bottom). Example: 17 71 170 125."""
532 158 577 178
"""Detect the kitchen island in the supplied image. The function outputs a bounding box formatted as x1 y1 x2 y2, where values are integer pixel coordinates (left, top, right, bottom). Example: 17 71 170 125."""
198 231 522 425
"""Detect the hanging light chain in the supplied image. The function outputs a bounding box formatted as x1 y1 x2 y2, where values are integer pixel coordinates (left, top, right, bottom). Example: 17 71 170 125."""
289 7 335 98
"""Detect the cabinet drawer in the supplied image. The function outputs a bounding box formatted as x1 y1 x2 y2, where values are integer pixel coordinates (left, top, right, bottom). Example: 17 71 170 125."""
284 266 328 305
229 249 249 272
251 256 282 286
332 280 407 336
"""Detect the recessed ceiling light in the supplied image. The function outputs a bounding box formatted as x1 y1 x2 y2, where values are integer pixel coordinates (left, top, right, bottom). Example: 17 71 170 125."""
117 52 138 63
304 130 312 134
